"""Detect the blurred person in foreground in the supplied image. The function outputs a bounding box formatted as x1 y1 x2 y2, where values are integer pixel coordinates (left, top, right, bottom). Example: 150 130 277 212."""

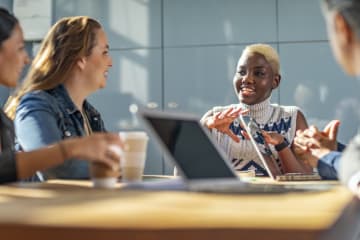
294 0 360 197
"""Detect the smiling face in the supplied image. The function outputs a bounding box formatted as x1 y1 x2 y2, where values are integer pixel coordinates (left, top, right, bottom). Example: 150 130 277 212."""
233 52 280 105
81 28 112 91
0 24 29 87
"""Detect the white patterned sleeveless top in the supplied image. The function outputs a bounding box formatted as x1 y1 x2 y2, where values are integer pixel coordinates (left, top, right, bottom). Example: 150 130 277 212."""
209 97 300 175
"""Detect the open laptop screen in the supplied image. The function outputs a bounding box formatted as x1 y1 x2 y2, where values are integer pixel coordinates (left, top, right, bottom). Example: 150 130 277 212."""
145 116 237 180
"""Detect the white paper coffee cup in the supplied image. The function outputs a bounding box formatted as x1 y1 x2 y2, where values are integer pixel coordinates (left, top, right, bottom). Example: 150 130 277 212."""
119 131 149 183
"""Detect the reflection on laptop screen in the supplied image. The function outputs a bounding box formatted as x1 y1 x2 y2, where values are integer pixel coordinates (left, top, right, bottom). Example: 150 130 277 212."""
146 116 237 180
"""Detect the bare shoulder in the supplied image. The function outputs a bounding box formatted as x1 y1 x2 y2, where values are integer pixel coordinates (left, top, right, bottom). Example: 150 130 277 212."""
296 110 308 130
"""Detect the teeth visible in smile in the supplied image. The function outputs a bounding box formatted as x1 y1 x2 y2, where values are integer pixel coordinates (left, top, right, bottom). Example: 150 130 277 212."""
242 87 255 92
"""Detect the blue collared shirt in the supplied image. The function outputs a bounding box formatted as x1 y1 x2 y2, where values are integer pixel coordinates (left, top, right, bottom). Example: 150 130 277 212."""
15 84 106 180
317 142 346 180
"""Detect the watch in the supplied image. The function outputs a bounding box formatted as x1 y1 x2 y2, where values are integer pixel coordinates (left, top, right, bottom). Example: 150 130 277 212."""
275 138 289 152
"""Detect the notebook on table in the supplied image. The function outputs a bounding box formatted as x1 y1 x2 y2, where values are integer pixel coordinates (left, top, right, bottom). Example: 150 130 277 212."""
133 108 330 194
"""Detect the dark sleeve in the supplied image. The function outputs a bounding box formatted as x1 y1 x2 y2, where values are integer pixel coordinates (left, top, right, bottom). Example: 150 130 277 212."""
339 135 360 186
315 142 346 180
0 110 18 183
317 151 342 180
337 142 346 152
0 149 17 183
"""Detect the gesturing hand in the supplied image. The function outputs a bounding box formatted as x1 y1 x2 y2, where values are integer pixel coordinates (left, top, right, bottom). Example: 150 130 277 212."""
204 107 248 142
261 131 284 145
293 120 340 166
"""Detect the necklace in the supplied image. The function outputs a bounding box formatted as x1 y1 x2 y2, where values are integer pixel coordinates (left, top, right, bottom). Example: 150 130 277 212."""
81 109 93 136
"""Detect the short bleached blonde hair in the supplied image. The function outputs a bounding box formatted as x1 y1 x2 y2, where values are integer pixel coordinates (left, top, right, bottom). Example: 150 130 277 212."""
241 43 280 75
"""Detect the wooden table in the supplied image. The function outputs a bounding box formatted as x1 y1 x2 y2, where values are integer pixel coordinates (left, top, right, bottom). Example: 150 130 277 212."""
0 177 359 240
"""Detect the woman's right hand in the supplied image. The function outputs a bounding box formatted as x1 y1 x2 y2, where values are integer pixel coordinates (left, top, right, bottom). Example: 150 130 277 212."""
203 107 246 142
62 133 124 170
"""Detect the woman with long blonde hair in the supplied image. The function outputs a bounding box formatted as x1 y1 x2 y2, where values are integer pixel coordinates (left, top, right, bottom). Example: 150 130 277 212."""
0 8 121 183
5 15 113 180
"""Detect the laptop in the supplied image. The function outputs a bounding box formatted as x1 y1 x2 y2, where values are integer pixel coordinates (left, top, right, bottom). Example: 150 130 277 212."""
238 115 322 181
134 108 331 193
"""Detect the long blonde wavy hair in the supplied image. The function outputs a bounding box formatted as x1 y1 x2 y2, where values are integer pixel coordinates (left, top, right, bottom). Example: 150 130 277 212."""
4 16 102 119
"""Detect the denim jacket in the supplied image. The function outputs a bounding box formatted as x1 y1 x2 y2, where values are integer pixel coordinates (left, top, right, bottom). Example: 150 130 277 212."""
15 84 106 180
